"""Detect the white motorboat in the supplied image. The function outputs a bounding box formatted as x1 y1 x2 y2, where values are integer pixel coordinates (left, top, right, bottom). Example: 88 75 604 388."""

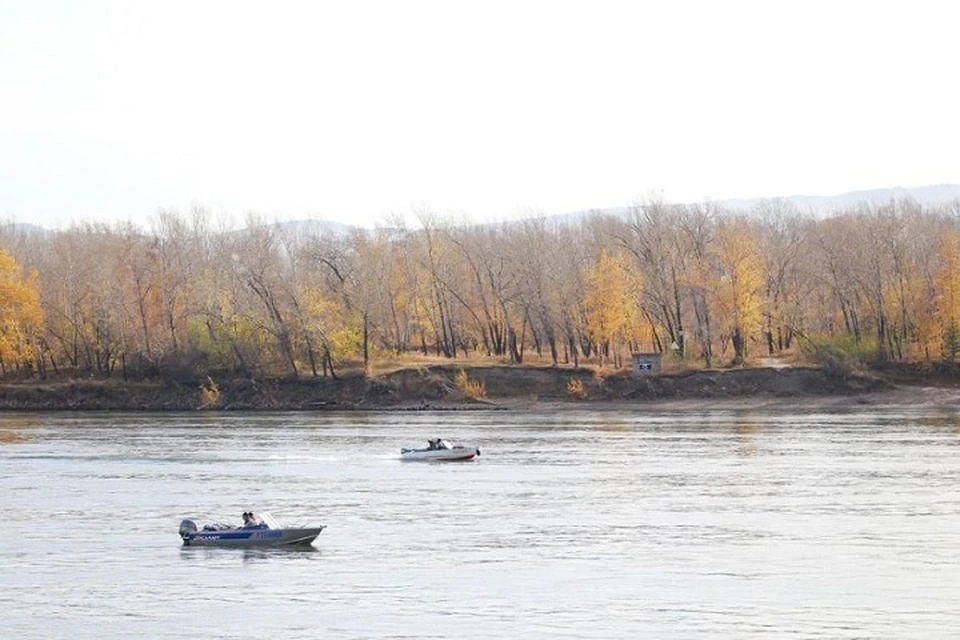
400 438 480 461
178 512 325 547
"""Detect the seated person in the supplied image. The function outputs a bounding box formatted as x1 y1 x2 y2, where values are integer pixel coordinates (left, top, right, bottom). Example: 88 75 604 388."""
242 511 268 528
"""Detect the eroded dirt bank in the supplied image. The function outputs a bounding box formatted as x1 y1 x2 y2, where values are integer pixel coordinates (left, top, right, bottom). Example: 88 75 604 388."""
0 364 956 411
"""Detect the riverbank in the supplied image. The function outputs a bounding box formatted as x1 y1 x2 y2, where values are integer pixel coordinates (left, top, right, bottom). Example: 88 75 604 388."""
0 363 958 411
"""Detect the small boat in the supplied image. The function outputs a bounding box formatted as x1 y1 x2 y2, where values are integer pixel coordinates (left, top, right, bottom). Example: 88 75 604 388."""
400 438 480 461
179 512 325 547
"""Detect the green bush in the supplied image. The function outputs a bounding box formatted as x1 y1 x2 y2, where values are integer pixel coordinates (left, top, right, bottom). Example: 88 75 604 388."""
802 336 870 376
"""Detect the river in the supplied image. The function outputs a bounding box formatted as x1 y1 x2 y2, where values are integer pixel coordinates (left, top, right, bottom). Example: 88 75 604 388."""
2 408 960 639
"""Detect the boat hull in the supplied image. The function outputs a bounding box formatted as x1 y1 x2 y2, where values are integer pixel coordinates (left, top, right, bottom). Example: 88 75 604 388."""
400 447 479 461
181 526 325 547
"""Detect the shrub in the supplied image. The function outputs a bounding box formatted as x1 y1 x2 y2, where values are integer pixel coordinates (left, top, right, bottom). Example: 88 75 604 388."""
592 366 610 386
198 376 221 409
454 369 486 399
802 337 867 376
567 377 587 400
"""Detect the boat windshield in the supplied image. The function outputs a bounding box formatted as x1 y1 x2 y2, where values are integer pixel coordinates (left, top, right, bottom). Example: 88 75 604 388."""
258 513 281 529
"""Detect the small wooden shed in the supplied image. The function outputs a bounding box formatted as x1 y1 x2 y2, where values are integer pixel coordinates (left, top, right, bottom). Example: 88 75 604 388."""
631 352 662 374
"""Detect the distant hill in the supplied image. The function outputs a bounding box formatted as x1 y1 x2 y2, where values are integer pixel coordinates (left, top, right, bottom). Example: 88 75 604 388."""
547 183 960 225
10 184 960 237
713 183 960 213
272 219 355 238
216 218 357 243
0 222 52 239
275 184 960 236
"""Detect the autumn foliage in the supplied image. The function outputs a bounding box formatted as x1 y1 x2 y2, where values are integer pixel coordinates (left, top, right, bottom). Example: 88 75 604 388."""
0 249 44 374
3 196 960 381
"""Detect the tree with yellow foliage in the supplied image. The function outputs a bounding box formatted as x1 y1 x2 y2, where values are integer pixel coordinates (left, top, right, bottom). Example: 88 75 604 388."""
933 229 960 360
582 249 645 367
714 219 765 365
0 250 45 376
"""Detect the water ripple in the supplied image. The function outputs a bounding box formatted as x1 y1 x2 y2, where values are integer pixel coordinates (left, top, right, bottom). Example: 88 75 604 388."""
2 408 960 638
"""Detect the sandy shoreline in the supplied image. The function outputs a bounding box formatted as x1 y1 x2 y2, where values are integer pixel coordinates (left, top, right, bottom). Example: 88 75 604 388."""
392 384 960 413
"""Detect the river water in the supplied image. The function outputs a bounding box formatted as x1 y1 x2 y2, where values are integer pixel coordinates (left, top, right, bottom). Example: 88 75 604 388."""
3 408 960 639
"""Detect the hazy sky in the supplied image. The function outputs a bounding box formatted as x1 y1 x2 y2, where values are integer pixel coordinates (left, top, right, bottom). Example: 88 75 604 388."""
2 0 957 229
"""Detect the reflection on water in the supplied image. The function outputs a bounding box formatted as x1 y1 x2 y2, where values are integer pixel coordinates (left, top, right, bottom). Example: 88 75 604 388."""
3 409 960 639
731 412 764 457
0 413 44 429
918 409 960 433
0 429 28 444
180 545 321 564
0 413 43 444
593 419 634 432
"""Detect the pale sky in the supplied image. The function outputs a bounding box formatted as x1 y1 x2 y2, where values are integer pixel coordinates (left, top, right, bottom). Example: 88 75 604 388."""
1 0 958 229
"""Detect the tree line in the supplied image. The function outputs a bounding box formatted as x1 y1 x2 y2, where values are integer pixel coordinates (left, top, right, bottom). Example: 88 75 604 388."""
2 196 960 381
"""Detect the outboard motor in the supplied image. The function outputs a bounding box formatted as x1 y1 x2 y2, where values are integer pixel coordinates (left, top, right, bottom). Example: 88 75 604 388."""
179 519 198 540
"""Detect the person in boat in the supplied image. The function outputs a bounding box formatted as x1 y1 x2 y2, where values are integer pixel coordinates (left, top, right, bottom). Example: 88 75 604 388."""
427 439 438 450
242 511 259 527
